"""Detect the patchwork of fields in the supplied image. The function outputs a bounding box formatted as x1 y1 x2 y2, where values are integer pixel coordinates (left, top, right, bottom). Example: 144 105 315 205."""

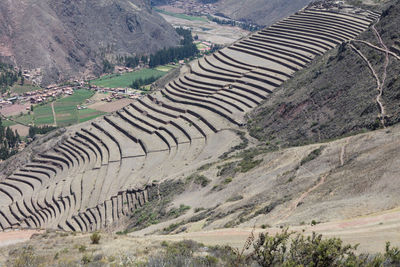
6 89 105 129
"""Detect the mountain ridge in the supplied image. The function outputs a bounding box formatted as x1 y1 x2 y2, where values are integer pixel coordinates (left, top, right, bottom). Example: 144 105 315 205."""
0 0 180 85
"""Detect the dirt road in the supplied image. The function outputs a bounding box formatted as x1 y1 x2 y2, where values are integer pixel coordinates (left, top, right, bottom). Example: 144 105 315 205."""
51 102 57 126
133 207 400 253
0 230 42 248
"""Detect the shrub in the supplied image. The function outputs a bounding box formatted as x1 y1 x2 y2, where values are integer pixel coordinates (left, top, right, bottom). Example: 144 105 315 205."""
237 155 263 173
194 207 205 213
168 204 191 218
186 174 211 187
90 232 101 244
81 254 92 264
12 246 44 267
300 146 325 166
78 245 86 253
226 195 243 202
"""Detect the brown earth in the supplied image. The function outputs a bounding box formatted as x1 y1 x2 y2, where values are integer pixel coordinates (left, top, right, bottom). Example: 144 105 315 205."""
0 104 30 117
10 124 29 137
88 98 136 113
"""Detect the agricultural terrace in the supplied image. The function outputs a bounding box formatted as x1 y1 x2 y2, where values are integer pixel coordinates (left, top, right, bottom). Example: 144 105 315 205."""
91 66 175 89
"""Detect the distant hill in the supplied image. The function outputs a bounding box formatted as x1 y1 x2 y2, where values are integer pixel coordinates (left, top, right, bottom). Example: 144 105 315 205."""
215 0 312 26
0 0 180 85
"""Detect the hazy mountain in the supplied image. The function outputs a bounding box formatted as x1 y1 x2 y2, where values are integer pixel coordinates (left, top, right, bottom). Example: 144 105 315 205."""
216 0 312 26
0 0 180 85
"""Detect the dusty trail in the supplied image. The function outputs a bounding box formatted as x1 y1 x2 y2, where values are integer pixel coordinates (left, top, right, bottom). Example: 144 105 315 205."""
143 208 400 253
51 102 57 126
339 138 350 166
349 21 393 128
278 174 327 223
349 43 386 127
372 24 390 127
339 145 346 166
0 230 42 247
270 151 328 224
353 39 400 60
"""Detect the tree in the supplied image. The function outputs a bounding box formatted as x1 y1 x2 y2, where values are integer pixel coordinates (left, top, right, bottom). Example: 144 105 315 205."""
102 59 114 73
29 126 35 139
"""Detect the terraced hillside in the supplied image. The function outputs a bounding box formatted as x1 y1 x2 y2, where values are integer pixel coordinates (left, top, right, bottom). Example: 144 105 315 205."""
0 3 379 232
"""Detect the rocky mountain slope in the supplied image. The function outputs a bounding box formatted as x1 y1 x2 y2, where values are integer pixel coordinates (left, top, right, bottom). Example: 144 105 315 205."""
215 0 312 26
1 0 400 258
0 0 179 85
248 0 400 147
0 1 378 233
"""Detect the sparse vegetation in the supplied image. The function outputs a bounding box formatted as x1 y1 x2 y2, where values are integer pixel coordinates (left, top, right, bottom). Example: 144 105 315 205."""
226 195 243 202
126 180 186 231
186 174 211 187
168 204 191 218
300 146 325 166
7 231 400 267
237 155 263 173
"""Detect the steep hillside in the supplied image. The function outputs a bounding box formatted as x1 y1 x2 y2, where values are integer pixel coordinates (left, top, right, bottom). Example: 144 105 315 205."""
215 0 312 26
0 0 179 85
248 0 400 147
0 2 377 233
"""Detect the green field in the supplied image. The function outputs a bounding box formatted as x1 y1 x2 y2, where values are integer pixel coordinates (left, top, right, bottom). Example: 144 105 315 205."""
4 89 103 128
155 8 208 22
155 64 177 72
2 119 17 127
31 89 101 126
52 89 99 127
78 108 106 123
91 68 167 88
34 104 54 125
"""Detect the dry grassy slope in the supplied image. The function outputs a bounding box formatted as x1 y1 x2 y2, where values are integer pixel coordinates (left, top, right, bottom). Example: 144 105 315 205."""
1 123 399 264
130 125 400 240
247 0 400 148
215 0 312 26
0 0 179 85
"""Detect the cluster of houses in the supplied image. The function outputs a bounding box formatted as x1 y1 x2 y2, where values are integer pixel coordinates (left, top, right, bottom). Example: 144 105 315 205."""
26 85 75 104
0 83 80 110
195 41 212 53
90 85 141 102
22 68 42 86
162 0 217 16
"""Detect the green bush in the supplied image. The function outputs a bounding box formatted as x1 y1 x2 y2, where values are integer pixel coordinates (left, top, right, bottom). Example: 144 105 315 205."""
186 174 211 187
81 254 92 264
90 232 101 244
300 146 325 166
78 245 86 253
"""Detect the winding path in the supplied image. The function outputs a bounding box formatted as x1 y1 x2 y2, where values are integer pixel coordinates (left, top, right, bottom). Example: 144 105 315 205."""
51 102 57 127
349 20 395 128
349 42 386 127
